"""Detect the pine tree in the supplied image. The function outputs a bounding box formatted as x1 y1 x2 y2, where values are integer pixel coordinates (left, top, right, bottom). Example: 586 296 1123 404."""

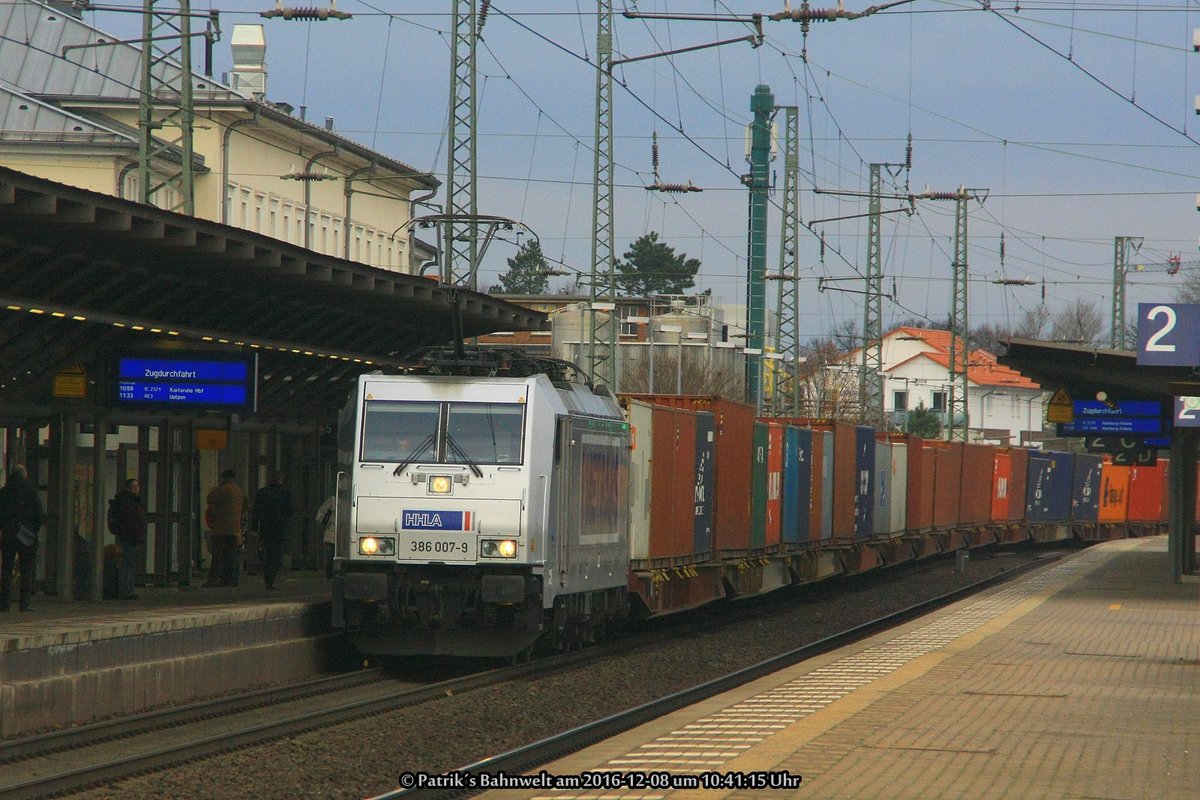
490 241 550 295
616 232 700 296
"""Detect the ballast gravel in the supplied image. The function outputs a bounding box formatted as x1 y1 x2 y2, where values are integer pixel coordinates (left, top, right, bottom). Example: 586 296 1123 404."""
64 549 1050 800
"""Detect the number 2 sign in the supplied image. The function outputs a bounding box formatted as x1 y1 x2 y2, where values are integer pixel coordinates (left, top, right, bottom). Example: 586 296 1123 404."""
1137 303 1200 366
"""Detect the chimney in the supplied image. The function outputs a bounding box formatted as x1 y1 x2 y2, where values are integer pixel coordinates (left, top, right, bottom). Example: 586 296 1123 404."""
229 24 267 101
325 116 334 131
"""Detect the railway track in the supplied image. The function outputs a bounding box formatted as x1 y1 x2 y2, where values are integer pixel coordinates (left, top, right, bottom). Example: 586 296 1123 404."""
1 547 1059 800
371 552 1063 800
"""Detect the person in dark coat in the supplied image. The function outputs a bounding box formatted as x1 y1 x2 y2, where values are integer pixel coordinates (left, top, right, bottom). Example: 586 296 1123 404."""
108 478 147 600
251 470 292 590
0 464 45 612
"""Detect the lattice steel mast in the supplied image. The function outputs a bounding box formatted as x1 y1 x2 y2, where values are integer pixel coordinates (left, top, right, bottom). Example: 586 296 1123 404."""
445 1 478 286
1110 235 1143 350
138 0 195 215
772 106 800 416
588 1 618 390
860 164 884 426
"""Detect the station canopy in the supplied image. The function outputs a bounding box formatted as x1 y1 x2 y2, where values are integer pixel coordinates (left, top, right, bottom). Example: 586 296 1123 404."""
999 337 1200 404
0 168 546 429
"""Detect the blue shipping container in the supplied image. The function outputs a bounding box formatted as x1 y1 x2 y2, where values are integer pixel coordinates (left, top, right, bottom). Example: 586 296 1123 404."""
1027 451 1074 521
1071 453 1103 522
782 426 812 545
854 426 876 541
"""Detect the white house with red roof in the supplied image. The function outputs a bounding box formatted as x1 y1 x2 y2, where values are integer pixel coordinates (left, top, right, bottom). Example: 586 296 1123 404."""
859 327 1045 444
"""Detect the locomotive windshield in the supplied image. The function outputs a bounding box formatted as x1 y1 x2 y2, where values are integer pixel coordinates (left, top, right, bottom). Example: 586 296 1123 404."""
360 400 525 466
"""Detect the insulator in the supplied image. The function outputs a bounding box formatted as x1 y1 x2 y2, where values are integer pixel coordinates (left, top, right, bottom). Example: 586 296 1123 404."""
769 8 845 23
286 171 336 181
646 181 702 193
905 132 913 170
261 3 351 21
999 232 1006 264
651 132 660 170
479 0 491 30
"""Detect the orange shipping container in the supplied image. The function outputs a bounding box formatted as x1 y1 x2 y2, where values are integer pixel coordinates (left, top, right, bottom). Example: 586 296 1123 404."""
1098 463 1130 523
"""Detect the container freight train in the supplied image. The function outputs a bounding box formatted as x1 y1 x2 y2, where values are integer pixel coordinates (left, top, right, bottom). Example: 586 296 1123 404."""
331 354 1168 658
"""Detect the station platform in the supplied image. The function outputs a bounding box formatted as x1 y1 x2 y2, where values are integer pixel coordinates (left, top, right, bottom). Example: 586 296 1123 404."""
482 536 1199 800
0 570 340 738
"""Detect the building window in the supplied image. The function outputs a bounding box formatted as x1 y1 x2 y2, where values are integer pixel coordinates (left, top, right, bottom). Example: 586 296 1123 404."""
893 391 908 412
932 391 947 412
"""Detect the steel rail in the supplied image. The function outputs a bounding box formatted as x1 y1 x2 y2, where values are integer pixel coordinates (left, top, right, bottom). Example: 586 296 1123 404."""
373 554 1062 800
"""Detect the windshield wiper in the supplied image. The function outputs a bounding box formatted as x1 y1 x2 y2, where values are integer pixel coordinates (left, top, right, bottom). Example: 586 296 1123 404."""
445 433 484 478
393 433 436 476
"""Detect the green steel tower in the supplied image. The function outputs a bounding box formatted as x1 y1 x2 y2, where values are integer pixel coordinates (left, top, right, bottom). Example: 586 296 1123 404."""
746 85 774 411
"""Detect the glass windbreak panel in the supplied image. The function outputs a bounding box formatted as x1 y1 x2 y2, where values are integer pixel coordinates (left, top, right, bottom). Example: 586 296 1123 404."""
361 401 439 462
445 403 525 465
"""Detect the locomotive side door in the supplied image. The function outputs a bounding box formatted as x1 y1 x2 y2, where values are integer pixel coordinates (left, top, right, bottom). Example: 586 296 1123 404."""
550 415 574 588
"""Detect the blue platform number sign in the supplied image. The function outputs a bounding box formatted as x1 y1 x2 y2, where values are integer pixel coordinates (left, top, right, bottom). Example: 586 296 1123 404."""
1175 396 1200 428
1137 303 1200 366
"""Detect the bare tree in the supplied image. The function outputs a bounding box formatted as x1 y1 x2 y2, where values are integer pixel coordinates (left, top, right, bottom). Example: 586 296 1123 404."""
1011 304 1053 340
797 337 864 422
1049 299 1105 345
620 346 743 398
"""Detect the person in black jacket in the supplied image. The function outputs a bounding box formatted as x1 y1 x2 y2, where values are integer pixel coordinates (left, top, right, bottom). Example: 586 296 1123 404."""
108 478 147 600
0 464 45 612
251 470 292 590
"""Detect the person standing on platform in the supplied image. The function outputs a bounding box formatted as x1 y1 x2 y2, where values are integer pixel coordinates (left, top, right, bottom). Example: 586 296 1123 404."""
0 464 44 612
204 469 244 587
108 478 146 600
315 493 336 579
251 470 292 590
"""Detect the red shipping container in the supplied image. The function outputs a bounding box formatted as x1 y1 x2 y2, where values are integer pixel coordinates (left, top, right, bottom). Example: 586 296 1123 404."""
992 450 1012 522
960 443 996 524
932 442 964 529
1128 463 1166 523
1005 448 1030 522
621 394 754 554
905 436 935 531
765 422 784 549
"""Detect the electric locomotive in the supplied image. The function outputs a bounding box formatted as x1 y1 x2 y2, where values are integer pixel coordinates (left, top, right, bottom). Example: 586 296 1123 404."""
331 350 630 658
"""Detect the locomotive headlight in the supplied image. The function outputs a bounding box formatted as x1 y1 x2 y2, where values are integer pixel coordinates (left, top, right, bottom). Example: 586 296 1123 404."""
481 538 518 558
358 536 396 556
428 475 453 494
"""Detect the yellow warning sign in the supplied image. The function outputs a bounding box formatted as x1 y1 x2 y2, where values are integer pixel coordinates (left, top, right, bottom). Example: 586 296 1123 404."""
1047 387 1073 424
52 365 87 399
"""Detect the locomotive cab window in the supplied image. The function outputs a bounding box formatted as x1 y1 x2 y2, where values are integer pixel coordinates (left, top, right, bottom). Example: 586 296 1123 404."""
446 403 525 465
361 401 439 463
360 399 525 466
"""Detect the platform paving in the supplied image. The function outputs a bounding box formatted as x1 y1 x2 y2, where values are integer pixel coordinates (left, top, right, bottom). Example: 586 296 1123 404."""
477 536 1199 800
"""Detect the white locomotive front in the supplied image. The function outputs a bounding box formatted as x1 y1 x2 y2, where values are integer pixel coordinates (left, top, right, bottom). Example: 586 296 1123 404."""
332 362 630 658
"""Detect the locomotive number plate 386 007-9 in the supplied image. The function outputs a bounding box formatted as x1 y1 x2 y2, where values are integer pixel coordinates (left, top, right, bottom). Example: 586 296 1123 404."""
400 534 475 560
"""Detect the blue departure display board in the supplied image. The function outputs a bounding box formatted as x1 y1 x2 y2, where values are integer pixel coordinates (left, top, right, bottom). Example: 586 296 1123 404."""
115 355 254 409
1056 400 1165 436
